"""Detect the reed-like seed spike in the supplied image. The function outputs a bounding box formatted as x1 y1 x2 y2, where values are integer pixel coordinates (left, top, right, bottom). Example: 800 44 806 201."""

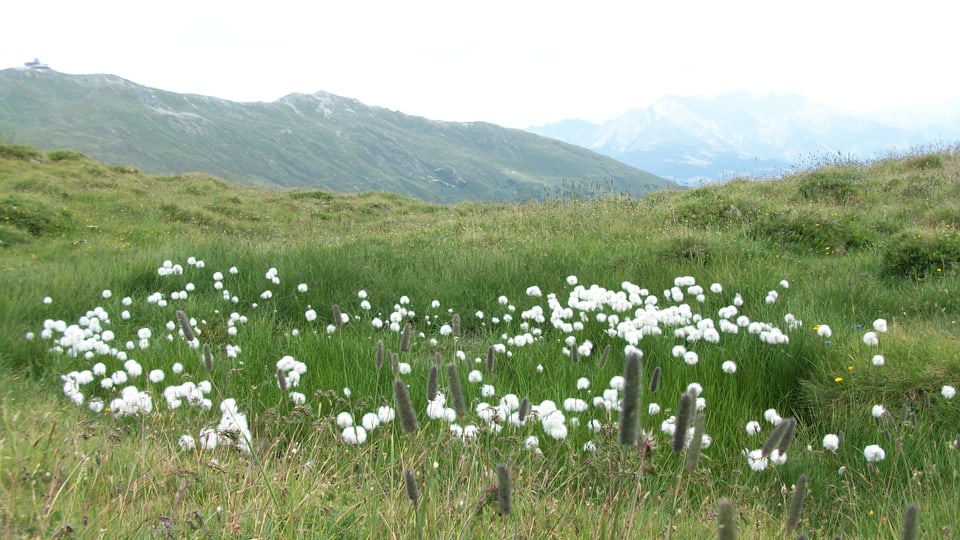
390 350 400 375
486 345 495 373
451 313 461 337
176 310 196 342
796 535 808 540
276 368 288 392
375 340 384 370
924 390 931 409
599 343 611 369
202 343 213 372
684 412 706 471
777 417 798 456
618 351 642 446
404 468 420 509
570 338 579 364
447 363 467 420
672 391 694 454
400 323 412 352
762 418 792 457
496 464 512 516
672 392 696 454
649 366 661 393
518 397 531 422
332 304 343 327
426 365 439 402
717 497 736 540
393 379 419 433
785 474 808 533
899 403 910 424
883 427 893 443
901 503 919 540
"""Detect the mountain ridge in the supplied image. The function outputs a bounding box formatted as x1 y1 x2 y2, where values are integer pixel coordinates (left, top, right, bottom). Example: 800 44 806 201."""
0 68 674 202
528 92 959 185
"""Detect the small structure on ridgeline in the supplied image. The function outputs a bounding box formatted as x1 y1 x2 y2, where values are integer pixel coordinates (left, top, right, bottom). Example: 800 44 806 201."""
24 58 52 71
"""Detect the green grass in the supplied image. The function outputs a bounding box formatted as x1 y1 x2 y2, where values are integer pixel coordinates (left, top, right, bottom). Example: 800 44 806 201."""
1 144 959 538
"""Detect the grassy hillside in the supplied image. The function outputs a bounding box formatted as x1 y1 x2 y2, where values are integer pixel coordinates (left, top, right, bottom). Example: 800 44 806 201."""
1 144 959 538
0 69 673 203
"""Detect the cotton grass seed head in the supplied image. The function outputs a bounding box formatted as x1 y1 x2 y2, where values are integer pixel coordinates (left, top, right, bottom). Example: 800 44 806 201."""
871 404 887 418
823 433 840 451
863 444 886 462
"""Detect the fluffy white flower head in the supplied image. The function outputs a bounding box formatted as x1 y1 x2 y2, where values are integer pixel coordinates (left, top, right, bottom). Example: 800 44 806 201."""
863 444 886 462
822 433 840 451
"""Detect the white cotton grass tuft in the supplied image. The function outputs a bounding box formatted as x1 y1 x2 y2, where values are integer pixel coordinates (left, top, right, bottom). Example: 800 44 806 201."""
746 421 761 436
342 426 368 444
871 404 886 418
744 448 769 471
178 434 196 451
862 332 879 346
942 385 957 400
871 354 885 366
361 412 381 431
823 433 840 452
721 360 737 374
336 412 354 428
873 319 888 333
863 444 886 462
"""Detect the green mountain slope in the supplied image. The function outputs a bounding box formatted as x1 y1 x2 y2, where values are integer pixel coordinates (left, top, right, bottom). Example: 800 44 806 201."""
0 68 674 202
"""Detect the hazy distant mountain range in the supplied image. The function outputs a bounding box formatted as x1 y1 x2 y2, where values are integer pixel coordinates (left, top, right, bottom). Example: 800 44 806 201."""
528 92 960 185
0 68 673 203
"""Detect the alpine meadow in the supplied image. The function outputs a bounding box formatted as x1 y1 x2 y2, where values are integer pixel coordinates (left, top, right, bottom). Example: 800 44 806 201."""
1 143 959 538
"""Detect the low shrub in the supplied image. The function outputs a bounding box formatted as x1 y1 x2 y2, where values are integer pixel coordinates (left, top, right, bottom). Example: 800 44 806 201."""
0 196 74 237
0 144 44 161
47 149 88 162
797 166 862 204
881 231 960 280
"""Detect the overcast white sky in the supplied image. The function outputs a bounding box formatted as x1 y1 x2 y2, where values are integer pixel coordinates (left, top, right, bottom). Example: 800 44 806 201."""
3 0 958 128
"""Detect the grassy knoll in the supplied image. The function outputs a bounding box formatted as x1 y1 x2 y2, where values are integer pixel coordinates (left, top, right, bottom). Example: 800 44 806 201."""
1 144 959 538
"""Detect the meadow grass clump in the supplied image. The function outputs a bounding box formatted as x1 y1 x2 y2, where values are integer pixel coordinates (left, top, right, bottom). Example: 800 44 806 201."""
796 165 862 204
46 149 88 162
881 230 960 280
0 195 74 239
903 153 943 170
0 143 43 161
672 188 760 228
